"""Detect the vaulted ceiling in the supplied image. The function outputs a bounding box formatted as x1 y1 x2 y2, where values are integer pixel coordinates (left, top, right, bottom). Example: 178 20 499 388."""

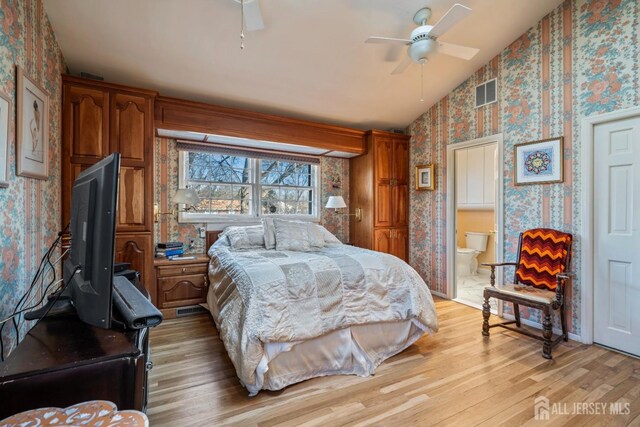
44 0 562 130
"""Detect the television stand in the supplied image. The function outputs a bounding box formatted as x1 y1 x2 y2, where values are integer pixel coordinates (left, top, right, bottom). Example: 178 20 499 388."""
0 314 149 419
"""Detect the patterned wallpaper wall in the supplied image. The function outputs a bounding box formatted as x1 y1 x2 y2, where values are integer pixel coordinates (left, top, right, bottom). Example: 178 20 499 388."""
0 0 65 354
407 0 639 335
154 138 350 251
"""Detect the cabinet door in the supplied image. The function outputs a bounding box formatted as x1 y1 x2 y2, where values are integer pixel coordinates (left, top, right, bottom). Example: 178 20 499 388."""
114 234 155 304
374 138 393 227
392 228 408 262
392 140 409 227
63 85 109 159
466 146 485 205
373 228 392 254
118 166 146 230
456 149 468 205
110 93 151 163
483 145 496 205
158 274 208 309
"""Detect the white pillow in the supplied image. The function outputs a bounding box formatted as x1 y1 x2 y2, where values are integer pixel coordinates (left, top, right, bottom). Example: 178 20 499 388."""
223 225 265 250
273 219 312 252
317 225 342 245
306 223 325 248
261 218 277 249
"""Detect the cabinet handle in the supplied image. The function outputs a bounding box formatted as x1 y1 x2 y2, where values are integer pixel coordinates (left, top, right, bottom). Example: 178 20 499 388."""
182 267 186 274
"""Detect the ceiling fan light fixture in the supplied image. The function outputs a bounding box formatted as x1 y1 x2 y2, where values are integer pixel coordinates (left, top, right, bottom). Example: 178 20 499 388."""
408 38 438 64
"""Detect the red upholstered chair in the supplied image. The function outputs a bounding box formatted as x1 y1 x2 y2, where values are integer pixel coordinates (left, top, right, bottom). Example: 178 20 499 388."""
482 228 572 359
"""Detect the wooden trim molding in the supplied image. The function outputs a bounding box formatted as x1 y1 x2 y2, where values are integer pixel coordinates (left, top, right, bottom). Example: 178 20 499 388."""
155 96 366 155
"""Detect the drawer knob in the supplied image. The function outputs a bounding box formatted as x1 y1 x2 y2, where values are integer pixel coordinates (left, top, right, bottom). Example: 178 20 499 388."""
182 267 186 273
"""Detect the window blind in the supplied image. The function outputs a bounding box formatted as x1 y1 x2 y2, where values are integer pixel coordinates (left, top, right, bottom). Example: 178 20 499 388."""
175 140 321 165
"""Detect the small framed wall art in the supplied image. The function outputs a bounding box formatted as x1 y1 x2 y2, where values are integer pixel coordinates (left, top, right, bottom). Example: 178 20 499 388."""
0 92 10 187
415 164 435 191
16 65 50 179
514 137 563 185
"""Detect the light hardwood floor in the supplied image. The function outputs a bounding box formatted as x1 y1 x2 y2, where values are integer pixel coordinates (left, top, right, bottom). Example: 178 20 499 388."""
147 299 640 426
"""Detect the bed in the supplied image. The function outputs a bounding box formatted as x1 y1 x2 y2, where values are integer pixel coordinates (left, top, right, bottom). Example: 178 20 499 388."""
205 222 438 395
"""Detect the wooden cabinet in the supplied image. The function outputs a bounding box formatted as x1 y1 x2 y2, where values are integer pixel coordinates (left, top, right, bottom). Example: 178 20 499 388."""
456 144 496 210
61 76 158 302
350 130 410 261
154 256 210 319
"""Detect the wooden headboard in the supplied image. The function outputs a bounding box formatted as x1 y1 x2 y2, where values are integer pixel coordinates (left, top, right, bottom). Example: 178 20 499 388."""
206 230 224 251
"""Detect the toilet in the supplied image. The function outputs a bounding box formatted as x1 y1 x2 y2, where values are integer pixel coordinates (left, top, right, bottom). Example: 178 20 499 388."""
457 231 490 276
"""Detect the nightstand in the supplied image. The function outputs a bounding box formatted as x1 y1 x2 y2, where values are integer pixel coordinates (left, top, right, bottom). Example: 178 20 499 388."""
154 255 210 319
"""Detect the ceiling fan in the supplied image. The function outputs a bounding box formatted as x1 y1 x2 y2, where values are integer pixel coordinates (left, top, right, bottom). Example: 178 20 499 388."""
366 3 479 75
234 0 265 49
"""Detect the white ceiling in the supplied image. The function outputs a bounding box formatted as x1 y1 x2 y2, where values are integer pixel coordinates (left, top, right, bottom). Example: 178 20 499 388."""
44 0 562 130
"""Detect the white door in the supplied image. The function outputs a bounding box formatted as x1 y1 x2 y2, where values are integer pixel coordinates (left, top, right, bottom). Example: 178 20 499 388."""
594 116 640 356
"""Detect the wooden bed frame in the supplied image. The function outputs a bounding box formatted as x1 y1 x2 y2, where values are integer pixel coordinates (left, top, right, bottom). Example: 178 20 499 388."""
205 230 224 252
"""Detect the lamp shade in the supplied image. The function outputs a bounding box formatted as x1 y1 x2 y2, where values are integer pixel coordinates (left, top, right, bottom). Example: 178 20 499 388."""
325 196 347 209
174 188 200 206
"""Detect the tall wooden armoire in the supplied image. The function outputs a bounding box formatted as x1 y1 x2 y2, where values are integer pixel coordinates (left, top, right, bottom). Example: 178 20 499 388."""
349 130 410 261
61 76 157 303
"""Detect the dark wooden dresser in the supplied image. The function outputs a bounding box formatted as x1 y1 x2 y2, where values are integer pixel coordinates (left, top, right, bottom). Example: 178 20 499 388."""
0 316 149 420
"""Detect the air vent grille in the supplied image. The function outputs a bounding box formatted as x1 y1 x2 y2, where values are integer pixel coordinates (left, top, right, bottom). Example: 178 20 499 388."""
176 305 208 317
475 78 497 108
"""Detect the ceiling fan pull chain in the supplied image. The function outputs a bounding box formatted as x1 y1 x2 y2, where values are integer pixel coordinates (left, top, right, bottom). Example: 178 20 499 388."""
240 0 245 50
420 62 424 102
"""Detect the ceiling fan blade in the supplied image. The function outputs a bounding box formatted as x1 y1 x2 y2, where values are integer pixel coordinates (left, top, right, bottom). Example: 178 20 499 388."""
429 3 471 38
243 0 264 31
365 36 412 45
391 56 414 75
438 42 479 60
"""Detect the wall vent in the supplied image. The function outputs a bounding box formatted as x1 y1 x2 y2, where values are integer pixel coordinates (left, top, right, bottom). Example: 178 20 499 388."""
176 305 208 317
475 78 497 108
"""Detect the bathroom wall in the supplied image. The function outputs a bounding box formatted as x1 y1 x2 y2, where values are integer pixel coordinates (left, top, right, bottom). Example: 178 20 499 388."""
456 210 495 266
153 137 350 251
0 0 66 355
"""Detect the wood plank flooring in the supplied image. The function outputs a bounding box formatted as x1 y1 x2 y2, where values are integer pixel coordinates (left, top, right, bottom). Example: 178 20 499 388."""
147 299 640 426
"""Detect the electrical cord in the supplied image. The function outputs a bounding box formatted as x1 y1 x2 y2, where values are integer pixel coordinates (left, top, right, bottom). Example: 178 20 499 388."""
0 279 65 327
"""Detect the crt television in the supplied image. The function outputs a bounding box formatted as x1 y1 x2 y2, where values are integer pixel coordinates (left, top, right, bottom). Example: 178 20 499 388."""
62 152 120 328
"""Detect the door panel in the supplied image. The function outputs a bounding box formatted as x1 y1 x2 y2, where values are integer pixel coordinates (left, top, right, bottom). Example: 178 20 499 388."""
392 184 408 227
373 229 392 255
483 145 496 205
594 117 640 356
393 140 408 184
466 146 484 205
456 150 468 205
63 85 109 159
115 234 155 304
111 93 150 163
118 166 146 230
392 228 408 261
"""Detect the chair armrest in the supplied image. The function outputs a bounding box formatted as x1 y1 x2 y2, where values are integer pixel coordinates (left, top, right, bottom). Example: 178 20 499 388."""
553 272 573 309
481 262 518 267
481 263 517 287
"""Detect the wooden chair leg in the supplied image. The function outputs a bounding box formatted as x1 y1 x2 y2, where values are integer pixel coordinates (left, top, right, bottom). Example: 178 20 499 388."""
482 293 491 336
513 303 521 327
560 304 568 342
542 307 553 359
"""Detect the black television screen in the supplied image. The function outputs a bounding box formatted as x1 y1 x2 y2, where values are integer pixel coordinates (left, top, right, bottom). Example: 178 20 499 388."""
62 153 120 328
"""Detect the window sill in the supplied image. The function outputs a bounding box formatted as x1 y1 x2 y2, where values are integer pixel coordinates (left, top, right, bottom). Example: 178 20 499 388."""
177 213 320 225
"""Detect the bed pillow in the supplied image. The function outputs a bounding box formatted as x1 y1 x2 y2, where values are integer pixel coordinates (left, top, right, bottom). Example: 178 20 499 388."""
306 223 326 248
223 225 266 250
317 225 342 245
261 218 277 249
273 219 312 252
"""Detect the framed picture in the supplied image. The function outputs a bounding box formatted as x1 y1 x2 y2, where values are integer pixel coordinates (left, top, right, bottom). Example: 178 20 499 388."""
16 65 49 179
415 164 434 191
0 92 10 187
514 137 564 185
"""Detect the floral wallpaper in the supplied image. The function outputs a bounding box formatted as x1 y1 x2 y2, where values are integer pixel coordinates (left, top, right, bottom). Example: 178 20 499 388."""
0 0 65 354
154 138 350 251
407 0 639 335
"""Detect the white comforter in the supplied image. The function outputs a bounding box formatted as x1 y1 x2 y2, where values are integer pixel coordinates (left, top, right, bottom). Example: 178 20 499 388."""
207 242 438 395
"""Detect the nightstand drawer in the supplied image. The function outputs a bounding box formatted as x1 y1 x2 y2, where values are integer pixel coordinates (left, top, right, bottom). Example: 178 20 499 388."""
156 263 208 278
157 274 208 309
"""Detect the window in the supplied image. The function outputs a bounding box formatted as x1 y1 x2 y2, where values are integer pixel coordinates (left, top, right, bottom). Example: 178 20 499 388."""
179 151 318 222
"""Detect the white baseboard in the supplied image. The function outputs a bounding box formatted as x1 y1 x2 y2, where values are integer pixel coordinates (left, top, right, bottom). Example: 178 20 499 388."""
430 290 448 299
501 313 582 343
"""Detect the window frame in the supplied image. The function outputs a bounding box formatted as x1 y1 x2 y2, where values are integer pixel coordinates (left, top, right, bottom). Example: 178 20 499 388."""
177 151 320 224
